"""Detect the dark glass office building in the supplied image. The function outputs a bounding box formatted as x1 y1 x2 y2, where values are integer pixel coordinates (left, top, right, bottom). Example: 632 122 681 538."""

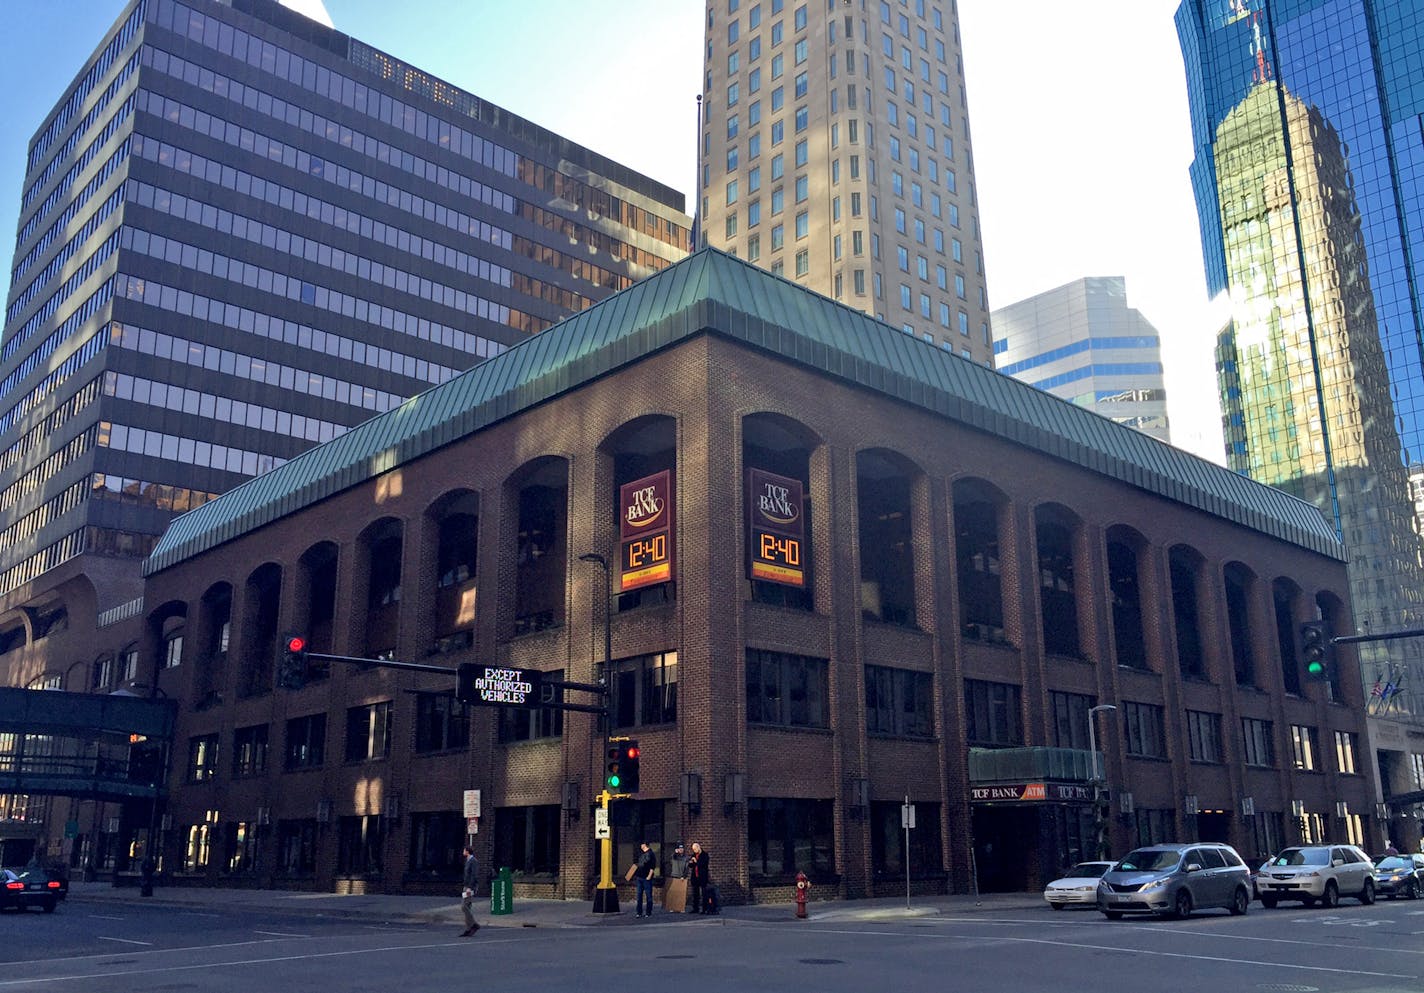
1177 0 1424 825
0 0 689 615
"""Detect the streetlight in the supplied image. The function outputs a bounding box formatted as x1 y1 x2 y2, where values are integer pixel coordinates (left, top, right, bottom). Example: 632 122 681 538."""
578 552 617 914
1087 704 1118 861
1087 704 1117 783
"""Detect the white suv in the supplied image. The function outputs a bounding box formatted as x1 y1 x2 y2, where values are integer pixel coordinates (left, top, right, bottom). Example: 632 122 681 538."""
1256 844 1375 908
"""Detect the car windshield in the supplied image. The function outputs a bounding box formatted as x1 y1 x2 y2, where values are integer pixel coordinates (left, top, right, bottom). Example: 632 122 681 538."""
1271 847 1329 867
1068 862 1109 878
1374 856 1411 870
1116 849 1181 872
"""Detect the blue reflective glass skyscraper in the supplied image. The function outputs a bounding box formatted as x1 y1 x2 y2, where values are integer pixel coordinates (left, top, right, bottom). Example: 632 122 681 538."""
1178 0 1424 819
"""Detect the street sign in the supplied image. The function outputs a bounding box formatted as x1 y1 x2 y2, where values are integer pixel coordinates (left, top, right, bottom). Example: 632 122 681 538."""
463 789 481 819
901 803 916 830
456 664 545 707
594 807 610 840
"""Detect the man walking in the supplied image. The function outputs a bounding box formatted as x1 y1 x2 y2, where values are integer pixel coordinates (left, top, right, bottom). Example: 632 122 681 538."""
634 841 657 918
460 845 481 936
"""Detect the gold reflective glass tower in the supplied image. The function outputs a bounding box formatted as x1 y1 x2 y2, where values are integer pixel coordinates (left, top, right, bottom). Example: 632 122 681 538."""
700 0 992 363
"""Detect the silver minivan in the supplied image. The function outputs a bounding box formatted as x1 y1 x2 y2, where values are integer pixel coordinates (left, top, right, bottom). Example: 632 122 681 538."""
1097 842 1253 919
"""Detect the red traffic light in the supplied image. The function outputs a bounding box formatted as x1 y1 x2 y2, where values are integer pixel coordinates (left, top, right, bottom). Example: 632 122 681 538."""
625 746 639 759
286 634 307 653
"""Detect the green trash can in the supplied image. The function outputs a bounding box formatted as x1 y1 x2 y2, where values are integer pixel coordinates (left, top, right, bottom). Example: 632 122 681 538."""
490 866 513 916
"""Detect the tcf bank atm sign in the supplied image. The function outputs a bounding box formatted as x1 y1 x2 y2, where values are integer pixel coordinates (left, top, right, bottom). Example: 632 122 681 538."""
747 468 805 587
620 470 674 592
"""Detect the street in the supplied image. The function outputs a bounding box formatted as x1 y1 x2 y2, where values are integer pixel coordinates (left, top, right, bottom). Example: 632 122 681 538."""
3 897 1422 992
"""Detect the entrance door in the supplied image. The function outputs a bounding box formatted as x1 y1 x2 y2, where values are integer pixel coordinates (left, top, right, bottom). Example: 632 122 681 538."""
971 805 1039 892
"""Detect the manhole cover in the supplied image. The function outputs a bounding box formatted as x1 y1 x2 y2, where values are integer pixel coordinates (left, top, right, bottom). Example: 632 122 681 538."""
657 955 696 960
1256 986 1319 992
798 958 845 965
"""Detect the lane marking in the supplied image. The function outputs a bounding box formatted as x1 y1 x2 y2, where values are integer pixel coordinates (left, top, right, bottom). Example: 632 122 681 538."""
95 937 152 946
753 924 1416 980
0 936 525 986
87 915 125 921
253 931 309 938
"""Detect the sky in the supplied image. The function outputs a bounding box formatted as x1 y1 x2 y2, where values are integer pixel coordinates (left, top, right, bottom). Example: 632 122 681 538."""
0 0 1225 461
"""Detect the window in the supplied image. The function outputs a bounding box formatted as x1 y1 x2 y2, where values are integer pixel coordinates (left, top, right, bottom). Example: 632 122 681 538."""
771 153 785 180
1048 691 1096 750
277 819 318 874
336 815 383 876
771 188 785 214
498 670 565 742
727 81 739 106
795 71 808 98
772 120 784 144
414 694 468 753
795 140 808 167
871 800 941 877
795 107 808 132
771 223 784 250
795 248 809 275
727 114 739 140
746 649 828 728
749 100 761 127
794 3 807 30
494 804 562 875
1242 717 1275 767
164 635 183 668
602 652 678 729
409 811 465 876
284 713 326 770
865 665 933 737
1186 711 1222 763
726 179 739 206
1123 701 1167 758
1334 730 1358 774
345 701 393 762
748 201 761 227
963 680 1021 746
794 39 808 64
749 165 761 192
232 724 268 778
1289 724 1320 771
748 798 833 877
748 234 761 261
795 176 809 203
187 733 219 783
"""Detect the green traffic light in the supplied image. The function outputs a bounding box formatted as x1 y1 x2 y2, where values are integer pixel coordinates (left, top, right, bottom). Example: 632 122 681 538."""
1307 661 1325 676
608 774 621 787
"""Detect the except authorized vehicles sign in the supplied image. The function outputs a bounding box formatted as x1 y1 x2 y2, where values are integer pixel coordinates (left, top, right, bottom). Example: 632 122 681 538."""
456 664 545 707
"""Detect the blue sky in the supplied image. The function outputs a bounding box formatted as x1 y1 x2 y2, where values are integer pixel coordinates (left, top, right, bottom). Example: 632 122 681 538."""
0 0 1223 460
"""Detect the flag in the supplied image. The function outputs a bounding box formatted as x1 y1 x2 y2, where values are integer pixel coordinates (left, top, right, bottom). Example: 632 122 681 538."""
1380 680 1397 704
1370 676 1383 699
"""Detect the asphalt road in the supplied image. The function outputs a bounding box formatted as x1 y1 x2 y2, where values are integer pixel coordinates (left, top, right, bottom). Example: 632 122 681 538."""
4 897 1422 992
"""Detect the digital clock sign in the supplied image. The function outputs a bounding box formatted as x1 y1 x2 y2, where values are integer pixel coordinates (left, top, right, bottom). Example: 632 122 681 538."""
747 468 806 588
619 470 674 591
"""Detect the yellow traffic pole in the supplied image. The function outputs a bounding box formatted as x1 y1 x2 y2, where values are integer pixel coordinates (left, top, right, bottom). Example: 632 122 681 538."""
592 789 619 913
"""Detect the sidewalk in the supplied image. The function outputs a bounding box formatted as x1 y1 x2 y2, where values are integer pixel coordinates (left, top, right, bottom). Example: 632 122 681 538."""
65 880 1045 929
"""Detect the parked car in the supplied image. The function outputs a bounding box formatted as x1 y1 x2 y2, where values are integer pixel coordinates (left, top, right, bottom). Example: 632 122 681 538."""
1044 861 1115 910
0 867 67 913
1097 842 1252 920
1371 853 1424 900
1256 844 1374 908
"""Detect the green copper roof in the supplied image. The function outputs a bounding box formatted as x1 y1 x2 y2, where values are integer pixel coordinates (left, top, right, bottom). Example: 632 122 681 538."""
144 248 1342 574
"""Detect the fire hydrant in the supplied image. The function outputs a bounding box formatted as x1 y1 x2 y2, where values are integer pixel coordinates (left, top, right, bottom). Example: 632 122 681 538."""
795 871 811 918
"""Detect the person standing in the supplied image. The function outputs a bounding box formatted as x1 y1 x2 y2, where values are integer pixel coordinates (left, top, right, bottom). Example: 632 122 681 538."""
664 842 689 912
688 841 710 914
460 845 481 936
634 841 657 918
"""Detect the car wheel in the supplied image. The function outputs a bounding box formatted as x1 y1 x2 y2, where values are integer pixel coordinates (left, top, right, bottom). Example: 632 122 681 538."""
1321 882 1339 909
1407 880 1419 900
1230 887 1249 916
1050 902 1065 911
1174 890 1193 920
1103 911 1123 921
1360 879 1374 906
1260 895 1278 909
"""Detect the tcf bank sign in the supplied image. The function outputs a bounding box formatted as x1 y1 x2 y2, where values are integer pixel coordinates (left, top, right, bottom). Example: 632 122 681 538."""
747 468 806 587
619 470 674 592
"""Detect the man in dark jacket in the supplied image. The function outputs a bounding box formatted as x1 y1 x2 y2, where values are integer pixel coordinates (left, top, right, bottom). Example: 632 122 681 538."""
688 842 709 914
460 846 481 936
634 841 657 918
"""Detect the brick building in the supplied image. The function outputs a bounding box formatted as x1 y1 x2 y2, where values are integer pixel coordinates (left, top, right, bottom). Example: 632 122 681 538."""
27 249 1377 900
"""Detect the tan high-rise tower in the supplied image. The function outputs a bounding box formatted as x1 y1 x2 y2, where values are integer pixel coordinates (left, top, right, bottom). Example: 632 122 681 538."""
700 0 992 362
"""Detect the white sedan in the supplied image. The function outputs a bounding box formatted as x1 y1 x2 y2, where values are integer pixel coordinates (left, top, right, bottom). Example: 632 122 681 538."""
1044 861 1116 910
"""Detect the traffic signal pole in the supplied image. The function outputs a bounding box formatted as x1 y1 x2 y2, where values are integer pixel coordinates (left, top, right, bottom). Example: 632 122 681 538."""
593 788 617 913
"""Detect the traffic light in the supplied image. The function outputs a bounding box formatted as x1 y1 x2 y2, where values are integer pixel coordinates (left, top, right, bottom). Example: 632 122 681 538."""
278 632 308 689
605 738 640 794
1300 620 1330 681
